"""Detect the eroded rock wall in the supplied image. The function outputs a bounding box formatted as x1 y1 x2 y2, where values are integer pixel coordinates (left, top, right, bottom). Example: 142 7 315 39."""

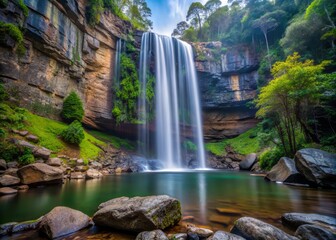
193 42 259 140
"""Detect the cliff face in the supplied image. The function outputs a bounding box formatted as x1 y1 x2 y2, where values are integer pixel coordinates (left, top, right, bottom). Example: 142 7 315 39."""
0 0 132 134
193 42 259 140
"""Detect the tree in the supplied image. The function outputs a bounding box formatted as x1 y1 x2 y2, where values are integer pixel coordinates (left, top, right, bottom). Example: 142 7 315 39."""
204 0 221 17
61 120 85 145
61 91 84 123
255 53 330 155
172 21 189 38
186 2 205 34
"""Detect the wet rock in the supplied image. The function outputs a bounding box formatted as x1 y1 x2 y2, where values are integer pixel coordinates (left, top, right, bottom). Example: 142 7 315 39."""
90 161 103 170
93 195 182 232
295 224 336 240
209 215 232 225
265 157 309 185
70 172 85 179
11 217 43 233
136 230 168 240
282 213 336 231
7 161 18 168
34 147 51 160
26 134 39 143
0 187 18 195
0 174 20 187
231 217 297 240
115 167 122 174
46 158 61 167
168 233 187 240
208 231 246 240
40 206 91 239
0 159 6 170
0 222 17 236
97 196 130 210
216 208 241 215
294 148 336 188
187 232 199 240
17 185 29 191
187 226 214 238
86 169 103 179
4 168 18 177
17 163 63 185
239 153 257 170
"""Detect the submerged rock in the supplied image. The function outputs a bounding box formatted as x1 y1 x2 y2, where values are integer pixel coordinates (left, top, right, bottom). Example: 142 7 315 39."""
294 148 336 188
40 206 91 239
239 153 257 170
209 230 246 240
11 216 43 233
295 224 336 240
265 157 308 185
231 217 297 240
93 195 182 232
17 163 63 185
0 187 18 195
0 174 21 187
282 213 336 231
136 230 168 240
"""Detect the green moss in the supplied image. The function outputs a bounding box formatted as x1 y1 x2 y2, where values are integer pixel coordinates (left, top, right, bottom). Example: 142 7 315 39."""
88 130 135 150
206 127 260 156
17 0 28 17
0 21 25 55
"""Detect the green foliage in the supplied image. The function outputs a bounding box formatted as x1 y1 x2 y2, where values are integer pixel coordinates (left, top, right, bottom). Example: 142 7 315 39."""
87 0 104 26
0 128 5 139
183 140 197 152
259 147 284 170
112 53 140 124
0 83 8 102
0 21 25 55
61 120 85 145
18 148 35 165
88 129 135 150
0 141 21 162
0 103 26 129
61 91 84 123
17 0 28 17
0 0 8 8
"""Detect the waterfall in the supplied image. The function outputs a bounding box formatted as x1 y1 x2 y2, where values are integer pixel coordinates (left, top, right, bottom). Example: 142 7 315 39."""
138 32 206 169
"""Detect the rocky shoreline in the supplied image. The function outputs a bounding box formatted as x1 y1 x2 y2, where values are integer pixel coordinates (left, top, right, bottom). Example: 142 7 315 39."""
1 195 335 239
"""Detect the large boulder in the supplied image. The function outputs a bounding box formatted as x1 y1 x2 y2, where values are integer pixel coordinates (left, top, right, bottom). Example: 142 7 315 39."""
187 226 213 238
209 231 246 240
239 153 257 170
93 195 182 232
295 224 336 240
0 175 21 187
231 217 297 240
294 148 336 188
136 230 168 240
0 187 18 195
282 213 336 231
17 163 63 185
40 206 91 239
265 157 308 185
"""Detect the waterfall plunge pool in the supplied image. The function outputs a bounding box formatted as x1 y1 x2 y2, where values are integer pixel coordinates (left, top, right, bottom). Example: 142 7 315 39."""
0 171 335 239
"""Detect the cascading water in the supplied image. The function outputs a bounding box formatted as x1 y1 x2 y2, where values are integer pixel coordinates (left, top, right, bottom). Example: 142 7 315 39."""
138 32 206 169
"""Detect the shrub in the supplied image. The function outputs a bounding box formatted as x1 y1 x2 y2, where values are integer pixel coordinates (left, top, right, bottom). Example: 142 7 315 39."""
18 147 35 165
0 0 8 8
0 83 8 102
61 120 85 145
61 91 84 123
259 147 284 170
0 141 21 161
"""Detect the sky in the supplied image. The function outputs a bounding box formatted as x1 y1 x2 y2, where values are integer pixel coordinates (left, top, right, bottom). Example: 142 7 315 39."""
147 0 228 36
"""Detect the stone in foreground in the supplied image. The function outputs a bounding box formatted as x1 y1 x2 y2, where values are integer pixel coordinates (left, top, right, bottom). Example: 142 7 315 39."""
265 157 308 185
294 148 336 188
209 230 246 240
0 159 6 170
93 195 182 232
136 230 168 240
40 206 91 239
282 213 336 231
295 224 336 240
231 217 297 240
17 163 63 185
168 233 187 240
46 158 61 167
239 153 257 170
11 217 43 233
0 174 21 187
187 226 213 238
0 187 18 195
86 169 103 179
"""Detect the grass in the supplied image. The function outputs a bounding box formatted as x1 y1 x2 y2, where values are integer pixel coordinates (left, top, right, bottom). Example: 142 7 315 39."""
205 127 260 156
88 130 135 151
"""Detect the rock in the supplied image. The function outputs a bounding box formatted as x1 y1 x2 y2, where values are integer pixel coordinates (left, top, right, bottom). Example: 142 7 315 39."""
13 130 29 136
0 175 21 187
168 233 187 240
0 222 17 236
251 162 263 173
86 169 103 179
7 161 18 168
216 208 241 215
282 213 336 231
208 231 246 240
115 167 122 174
35 159 45 163
187 226 214 238
90 161 103 169
295 224 336 240
74 165 87 172
46 158 61 167
209 215 232 225
231 217 297 240
26 134 39 143
0 187 18 195
40 206 91 239
187 232 199 240
17 185 29 191
93 195 182 232
17 163 63 185
294 148 336 188
97 196 130 210
70 172 85 179
265 157 309 185
239 153 257 170
76 159 84 166
4 168 18 177
0 159 7 170
11 217 43 233
136 230 168 240
34 147 51 160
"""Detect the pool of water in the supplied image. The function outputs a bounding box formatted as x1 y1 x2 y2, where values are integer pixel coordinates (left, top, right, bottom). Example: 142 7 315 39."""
1 171 335 237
